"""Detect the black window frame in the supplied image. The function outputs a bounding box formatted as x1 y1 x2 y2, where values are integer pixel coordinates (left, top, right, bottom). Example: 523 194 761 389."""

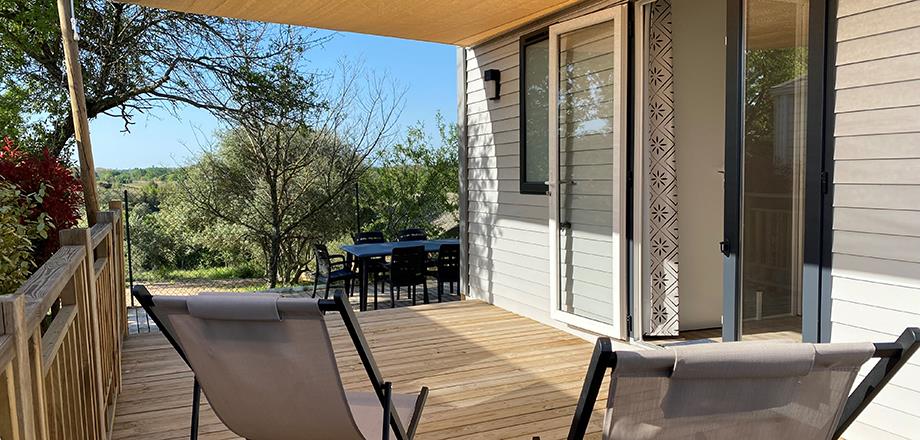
519 28 550 195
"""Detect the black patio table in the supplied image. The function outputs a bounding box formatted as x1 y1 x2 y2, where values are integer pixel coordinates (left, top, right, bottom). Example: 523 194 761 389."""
341 239 460 311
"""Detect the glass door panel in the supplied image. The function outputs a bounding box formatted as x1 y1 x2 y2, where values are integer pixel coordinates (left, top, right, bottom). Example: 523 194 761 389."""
549 6 628 337
740 0 809 340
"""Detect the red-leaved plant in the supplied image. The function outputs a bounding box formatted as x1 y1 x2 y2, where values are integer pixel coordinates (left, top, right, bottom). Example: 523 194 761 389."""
0 137 83 264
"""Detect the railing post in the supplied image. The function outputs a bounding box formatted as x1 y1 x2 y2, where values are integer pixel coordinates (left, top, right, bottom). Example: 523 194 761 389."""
0 295 36 440
60 228 108 439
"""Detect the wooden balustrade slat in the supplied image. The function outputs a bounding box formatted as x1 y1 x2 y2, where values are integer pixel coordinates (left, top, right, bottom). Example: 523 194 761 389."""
0 363 19 440
45 361 59 439
0 336 16 372
29 328 48 440
40 307 77 377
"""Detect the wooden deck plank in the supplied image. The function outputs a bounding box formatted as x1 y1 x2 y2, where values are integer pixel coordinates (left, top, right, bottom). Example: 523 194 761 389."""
112 300 608 439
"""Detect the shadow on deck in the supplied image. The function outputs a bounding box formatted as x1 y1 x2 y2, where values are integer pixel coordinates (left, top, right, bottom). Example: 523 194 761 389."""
112 300 608 439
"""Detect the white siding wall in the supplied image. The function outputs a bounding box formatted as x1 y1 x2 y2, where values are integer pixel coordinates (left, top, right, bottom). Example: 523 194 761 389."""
831 1 920 438
463 0 621 333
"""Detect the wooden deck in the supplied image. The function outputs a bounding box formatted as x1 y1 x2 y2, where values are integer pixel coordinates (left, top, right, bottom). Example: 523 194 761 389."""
647 315 803 346
113 300 612 439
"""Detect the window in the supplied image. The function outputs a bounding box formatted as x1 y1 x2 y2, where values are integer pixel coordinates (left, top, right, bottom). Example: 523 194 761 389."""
520 30 550 194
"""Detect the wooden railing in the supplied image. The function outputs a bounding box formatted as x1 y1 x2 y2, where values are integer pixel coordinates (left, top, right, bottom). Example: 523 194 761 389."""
0 201 127 439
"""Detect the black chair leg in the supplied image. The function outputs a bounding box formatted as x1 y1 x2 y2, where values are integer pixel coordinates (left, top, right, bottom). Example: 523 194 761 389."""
374 279 378 310
191 378 201 440
389 282 396 308
422 282 429 304
438 281 442 303
312 273 318 298
325 280 331 300
411 285 417 306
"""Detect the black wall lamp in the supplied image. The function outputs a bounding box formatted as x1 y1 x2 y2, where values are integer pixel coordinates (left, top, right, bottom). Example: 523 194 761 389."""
484 69 501 100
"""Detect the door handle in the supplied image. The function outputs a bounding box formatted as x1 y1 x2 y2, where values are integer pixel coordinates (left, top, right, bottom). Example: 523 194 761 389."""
560 221 572 230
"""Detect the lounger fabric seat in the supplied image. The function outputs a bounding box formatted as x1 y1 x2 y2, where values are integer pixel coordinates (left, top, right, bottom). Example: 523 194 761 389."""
153 293 425 440
603 342 874 440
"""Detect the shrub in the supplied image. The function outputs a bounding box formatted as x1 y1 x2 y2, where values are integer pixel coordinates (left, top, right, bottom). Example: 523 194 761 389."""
0 137 83 264
0 180 49 294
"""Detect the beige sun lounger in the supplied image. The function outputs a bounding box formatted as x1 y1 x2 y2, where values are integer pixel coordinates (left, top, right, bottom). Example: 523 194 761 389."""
567 329 919 440
152 292 428 440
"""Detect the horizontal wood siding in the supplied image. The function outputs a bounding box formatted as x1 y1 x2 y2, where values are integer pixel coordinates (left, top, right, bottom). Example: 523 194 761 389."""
463 0 621 331
832 1 920 438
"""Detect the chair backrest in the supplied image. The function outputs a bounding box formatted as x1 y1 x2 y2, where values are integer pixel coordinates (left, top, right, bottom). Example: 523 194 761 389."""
153 293 368 440
600 341 874 440
436 244 460 279
389 245 427 285
396 228 427 242
314 243 333 276
355 231 386 244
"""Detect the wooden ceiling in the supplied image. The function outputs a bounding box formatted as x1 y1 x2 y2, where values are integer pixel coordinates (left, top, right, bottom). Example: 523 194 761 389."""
747 0 810 50
118 0 584 46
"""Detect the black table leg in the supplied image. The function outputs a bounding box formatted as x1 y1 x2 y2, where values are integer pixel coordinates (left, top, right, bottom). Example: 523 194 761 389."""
360 257 369 312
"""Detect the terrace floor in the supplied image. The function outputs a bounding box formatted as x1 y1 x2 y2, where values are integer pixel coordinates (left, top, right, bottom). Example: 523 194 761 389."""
112 300 618 439
647 315 803 347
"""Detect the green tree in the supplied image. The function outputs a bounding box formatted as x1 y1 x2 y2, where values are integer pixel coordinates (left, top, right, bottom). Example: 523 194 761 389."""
744 47 807 148
359 114 459 239
0 0 326 156
180 59 403 287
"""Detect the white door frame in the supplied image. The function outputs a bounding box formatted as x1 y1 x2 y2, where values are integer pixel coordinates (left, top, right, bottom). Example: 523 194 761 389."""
548 5 629 339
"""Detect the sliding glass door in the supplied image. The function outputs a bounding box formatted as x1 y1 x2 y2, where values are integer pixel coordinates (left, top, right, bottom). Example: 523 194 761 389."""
735 0 810 341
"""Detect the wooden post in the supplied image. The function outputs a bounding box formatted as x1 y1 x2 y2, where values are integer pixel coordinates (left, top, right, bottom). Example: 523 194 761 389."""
55 0 99 225
0 295 36 440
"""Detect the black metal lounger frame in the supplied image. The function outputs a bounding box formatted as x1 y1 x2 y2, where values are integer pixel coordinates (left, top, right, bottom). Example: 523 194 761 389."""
131 285 429 440
566 327 920 440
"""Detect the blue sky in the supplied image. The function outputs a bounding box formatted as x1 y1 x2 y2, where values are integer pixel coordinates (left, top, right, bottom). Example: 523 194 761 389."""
85 31 456 169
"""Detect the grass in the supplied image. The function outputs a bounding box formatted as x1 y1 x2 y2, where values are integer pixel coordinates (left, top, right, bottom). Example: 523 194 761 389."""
135 265 262 282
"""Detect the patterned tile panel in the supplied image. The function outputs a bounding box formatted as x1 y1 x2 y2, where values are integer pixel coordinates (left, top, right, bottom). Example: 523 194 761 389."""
645 0 679 336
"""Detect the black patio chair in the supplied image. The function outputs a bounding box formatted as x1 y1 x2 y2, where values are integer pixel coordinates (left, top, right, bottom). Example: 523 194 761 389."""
396 228 427 242
397 228 438 270
385 245 429 307
354 231 390 306
131 285 202 440
429 243 460 302
355 230 387 244
312 243 357 299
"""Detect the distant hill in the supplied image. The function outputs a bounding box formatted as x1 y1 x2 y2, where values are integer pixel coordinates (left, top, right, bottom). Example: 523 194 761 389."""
96 167 182 185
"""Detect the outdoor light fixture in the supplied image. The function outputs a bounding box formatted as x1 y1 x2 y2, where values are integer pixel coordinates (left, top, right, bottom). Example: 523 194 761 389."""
484 69 501 100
